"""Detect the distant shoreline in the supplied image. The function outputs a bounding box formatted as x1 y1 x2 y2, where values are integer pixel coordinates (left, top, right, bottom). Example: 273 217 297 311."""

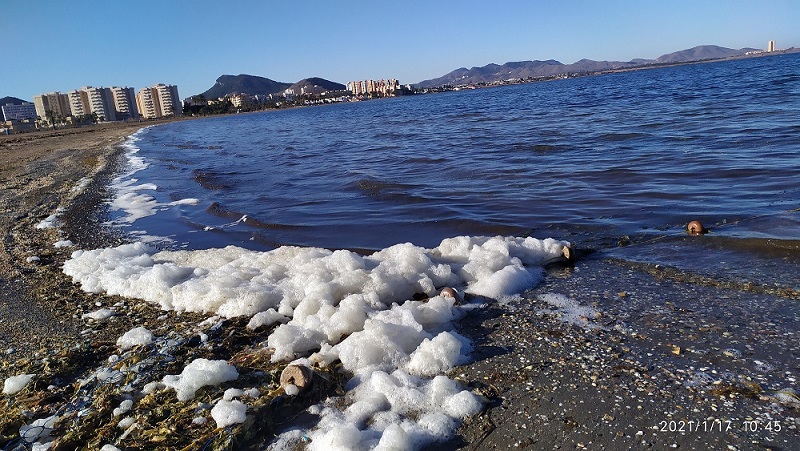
417 47 800 91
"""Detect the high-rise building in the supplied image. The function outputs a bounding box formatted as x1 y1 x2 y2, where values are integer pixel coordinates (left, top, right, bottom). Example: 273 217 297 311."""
87 87 117 121
33 92 71 122
136 83 182 119
67 89 90 117
67 87 117 121
768 40 776 52
136 88 157 119
347 79 401 97
110 87 139 120
68 86 137 122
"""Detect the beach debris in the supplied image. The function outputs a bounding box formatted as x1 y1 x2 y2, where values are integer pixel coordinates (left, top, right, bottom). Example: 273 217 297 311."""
440 287 461 304
774 388 800 406
562 245 575 263
543 244 578 267
280 363 313 393
2 373 36 395
686 220 707 235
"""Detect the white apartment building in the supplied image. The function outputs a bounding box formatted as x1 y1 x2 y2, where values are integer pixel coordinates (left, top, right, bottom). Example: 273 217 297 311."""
110 87 139 120
136 83 181 119
85 87 116 122
67 89 89 117
136 88 157 119
67 87 118 121
33 92 71 122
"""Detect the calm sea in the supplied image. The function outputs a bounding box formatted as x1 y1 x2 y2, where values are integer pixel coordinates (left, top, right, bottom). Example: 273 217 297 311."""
112 53 800 290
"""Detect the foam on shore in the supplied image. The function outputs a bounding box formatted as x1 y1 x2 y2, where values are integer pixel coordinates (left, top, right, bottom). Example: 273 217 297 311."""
109 130 199 226
62 235 568 448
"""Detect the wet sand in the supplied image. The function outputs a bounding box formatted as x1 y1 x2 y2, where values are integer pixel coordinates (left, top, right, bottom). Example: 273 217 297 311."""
450 258 799 450
0 125 798 449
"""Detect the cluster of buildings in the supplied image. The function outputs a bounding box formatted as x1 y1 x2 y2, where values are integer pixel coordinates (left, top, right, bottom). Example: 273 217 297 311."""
346 79 401 97
2 83 181 133
746 40 779 56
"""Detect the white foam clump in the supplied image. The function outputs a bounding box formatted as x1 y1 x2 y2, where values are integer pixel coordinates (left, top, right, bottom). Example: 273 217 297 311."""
3 373 36 395
82 308 116 321
223 387 244 401
308 372 482 450
54 240 74 248
116 326 154 350
538 293 602 329
247 308 287 330
63 234 565 323
113 399 134 417
162 358 238 401
117 417 136 429
211 399 247 428
35 212 61 229
70 176 93 195
62 235 567 447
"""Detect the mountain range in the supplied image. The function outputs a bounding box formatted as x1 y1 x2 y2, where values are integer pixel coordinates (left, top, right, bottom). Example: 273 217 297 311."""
415 45 760 87
199 74 292 99
198 75 345 99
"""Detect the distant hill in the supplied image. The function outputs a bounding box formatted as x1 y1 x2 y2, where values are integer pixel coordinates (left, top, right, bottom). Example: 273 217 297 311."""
416 45 757 88
200 74 292 99
287 77 346 94
0 96 27 106
655 45 755 63
416 59 638 87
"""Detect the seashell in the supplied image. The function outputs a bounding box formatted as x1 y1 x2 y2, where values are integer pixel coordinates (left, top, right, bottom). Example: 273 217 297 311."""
439 287 461 304
280 364 313 392
686 220 707 235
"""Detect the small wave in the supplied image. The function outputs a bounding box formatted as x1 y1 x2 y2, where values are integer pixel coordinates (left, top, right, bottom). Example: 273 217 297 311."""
598 132 649 142
418 217 531 237
192 169 234 190
347 178 427 204
205 202 306 230
406 156 448 164
510 143 566 153
705 235 800 259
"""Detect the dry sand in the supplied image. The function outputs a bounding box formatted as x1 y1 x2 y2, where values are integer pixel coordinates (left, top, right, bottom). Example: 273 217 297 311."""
0 124 798 450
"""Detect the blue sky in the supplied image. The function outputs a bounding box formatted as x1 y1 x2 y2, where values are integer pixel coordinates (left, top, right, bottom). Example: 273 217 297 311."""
3 0 798 101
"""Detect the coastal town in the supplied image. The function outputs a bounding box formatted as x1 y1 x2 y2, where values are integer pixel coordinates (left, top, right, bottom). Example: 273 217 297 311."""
1 78 411 135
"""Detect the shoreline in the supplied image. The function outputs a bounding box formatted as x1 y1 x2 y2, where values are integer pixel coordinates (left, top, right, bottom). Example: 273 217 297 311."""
1 127 798 449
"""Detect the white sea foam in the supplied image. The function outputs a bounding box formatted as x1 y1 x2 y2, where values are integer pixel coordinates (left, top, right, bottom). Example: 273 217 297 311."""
65 234 567 448
3 373 36 395
162 358 239 401
108 131 199 225
538 293 602 330
211 399 248 428
35 213 61 230
116 326 154 350
82 308 116 321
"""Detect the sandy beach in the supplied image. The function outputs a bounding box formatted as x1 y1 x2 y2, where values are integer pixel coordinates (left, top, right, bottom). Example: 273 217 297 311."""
1 125 798 450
